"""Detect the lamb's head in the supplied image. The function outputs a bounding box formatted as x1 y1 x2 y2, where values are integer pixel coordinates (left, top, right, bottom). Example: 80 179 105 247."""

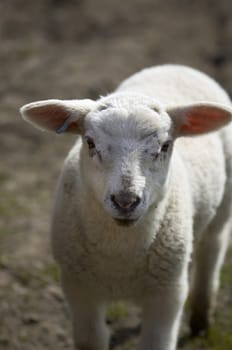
20 93 232 225
81 94 174 225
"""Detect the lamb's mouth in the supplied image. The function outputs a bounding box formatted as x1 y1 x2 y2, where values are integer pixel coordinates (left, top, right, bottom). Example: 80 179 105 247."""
113 218 138 227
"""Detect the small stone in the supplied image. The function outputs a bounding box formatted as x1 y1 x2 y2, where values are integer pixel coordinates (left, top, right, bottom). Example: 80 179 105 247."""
46 284 64 302
56 327 67 341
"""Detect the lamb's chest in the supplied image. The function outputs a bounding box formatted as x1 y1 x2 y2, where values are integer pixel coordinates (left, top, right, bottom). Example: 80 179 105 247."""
61 225 187 299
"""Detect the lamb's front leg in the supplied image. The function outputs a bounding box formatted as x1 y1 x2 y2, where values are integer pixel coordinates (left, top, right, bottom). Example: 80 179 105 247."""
61 271 110 350
138 283 188 350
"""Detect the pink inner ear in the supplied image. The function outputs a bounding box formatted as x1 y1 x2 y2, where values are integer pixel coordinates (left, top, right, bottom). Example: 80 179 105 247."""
28 104 79 133
180 107 231 135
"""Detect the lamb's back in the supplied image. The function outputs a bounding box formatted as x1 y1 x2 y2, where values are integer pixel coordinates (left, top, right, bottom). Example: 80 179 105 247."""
118 65 231 106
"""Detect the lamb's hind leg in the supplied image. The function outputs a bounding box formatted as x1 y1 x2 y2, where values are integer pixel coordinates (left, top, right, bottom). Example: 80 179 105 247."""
190 214 231 336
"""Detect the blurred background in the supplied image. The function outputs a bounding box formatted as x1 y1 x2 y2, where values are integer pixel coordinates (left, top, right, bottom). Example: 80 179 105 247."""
0 0 232 349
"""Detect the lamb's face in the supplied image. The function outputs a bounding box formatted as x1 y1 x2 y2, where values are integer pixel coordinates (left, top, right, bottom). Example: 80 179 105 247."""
82 98 173 225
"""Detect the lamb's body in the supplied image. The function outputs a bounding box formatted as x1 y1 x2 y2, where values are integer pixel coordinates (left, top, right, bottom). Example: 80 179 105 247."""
53 65 232 294
21 65 232 350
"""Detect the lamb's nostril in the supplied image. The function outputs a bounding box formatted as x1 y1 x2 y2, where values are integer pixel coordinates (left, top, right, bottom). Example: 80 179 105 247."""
110 194 117 207
110 193 141 212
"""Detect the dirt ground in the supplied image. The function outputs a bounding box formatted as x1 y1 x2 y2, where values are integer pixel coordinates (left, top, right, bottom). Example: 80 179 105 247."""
0 1 232 349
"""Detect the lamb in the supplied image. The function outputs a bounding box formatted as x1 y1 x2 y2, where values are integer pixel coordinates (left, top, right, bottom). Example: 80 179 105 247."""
20 64 232 350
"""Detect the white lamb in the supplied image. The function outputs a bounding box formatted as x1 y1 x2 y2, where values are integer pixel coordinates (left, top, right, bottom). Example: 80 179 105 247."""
20 65 232 350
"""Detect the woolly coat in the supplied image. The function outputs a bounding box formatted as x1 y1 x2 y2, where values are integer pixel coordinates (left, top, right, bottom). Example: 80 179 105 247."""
51 65 232 302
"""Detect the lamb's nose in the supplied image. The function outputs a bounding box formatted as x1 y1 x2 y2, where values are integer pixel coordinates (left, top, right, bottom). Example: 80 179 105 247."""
110 192 141 212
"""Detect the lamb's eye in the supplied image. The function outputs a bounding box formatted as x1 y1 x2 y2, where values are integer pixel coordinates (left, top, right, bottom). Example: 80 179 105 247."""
86 137 95 150
161 140 171 152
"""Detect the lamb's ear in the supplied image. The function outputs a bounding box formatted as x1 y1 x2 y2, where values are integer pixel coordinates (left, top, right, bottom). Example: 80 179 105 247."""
167 102 232 136
20 99 96 134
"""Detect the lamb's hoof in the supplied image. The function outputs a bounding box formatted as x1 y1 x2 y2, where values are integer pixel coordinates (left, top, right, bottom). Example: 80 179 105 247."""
190 312 209 337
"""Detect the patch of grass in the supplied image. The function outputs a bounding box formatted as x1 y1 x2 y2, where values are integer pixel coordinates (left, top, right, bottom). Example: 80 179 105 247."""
13 264 60 288
15 270 35 286
0 196 20 216
0 254 10 268
220 263 232 287
182 261 232 349
207 325 232 350
107 302 128 322
17 45 39 59
0 192 31 217
186 336 208 348
18 330 29 343
39 263 60 283
0 172 11 183
183 302 232 349
184 326 232 350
